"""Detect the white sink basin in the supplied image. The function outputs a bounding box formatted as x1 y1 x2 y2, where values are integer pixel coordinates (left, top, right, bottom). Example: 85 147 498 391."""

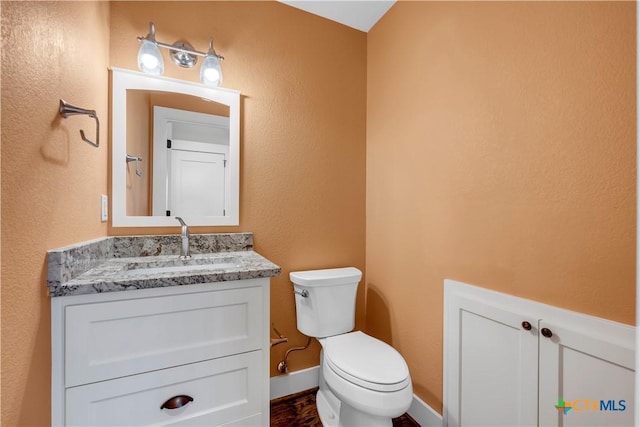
122 258 240 276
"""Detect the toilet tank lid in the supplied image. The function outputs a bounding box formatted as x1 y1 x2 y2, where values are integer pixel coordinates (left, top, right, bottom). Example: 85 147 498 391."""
290 267 362 287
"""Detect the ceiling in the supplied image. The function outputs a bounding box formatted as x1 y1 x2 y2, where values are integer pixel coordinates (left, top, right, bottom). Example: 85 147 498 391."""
278 0 396 33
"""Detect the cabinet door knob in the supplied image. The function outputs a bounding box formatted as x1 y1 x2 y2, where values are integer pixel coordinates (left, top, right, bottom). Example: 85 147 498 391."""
521 321 532 331
541 328 553 338
160 395 194 410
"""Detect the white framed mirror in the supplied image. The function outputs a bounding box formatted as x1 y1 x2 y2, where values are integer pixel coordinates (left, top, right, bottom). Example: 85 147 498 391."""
111 68 240 227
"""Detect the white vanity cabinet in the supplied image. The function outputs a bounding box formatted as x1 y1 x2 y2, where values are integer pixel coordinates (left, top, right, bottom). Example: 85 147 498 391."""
51 279 271 427
444 279 635 427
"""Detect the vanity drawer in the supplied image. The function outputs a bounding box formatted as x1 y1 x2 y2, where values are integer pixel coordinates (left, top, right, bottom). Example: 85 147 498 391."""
65 286 263 387
65 350 262 426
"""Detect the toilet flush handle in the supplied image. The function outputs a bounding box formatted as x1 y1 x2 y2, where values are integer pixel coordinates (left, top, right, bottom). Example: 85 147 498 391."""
293 288 309 298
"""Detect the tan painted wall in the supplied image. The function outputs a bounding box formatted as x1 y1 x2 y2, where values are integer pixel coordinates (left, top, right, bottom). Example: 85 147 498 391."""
109 1 367 377
3 1 634 424
1 2 111 425
148 92 230 118
366 1 636 412
2 3 366 424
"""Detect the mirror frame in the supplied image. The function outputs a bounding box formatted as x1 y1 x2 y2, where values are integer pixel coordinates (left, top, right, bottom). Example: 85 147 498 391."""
111 68 240 227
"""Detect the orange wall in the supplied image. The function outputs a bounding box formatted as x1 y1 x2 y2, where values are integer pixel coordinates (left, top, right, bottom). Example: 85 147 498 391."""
366 1 636 412
109 1 367 377
1 2 110 425
2 3 366 424
2 1 636 425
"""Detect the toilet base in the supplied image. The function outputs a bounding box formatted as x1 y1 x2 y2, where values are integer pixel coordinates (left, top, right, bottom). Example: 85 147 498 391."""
317 387 393 427
316 386 340 427
316 389 393 427
316 357 394 427
338 402 393 427
316 358 341 426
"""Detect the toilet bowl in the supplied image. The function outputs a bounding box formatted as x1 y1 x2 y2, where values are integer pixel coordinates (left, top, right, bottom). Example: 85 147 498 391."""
320 331 413 426
290 268 413 426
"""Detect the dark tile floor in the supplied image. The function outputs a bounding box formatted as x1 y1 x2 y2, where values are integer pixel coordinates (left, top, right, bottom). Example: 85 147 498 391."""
270 388 420 426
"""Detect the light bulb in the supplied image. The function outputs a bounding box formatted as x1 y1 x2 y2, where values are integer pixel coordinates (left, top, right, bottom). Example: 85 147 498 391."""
140 53 159 70
200 54 222 86
203 67 220 83
200 38 222 87
137 39 164 75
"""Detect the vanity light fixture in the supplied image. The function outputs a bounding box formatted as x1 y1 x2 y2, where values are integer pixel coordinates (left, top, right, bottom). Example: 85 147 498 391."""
137 23 164 75
200 38 223 87
136 22 224 86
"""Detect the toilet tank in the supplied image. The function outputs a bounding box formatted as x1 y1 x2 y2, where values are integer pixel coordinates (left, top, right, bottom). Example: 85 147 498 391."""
290 267 362 338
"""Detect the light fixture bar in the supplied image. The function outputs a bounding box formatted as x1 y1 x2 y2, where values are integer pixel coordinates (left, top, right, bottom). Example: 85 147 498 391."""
136 22 224 86
136 36 224 61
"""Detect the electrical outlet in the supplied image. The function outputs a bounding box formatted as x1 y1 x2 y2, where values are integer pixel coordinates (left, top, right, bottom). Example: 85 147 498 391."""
101 194 108 222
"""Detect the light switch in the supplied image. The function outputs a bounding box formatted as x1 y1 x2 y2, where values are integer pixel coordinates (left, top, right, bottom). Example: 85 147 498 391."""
101 194 108 222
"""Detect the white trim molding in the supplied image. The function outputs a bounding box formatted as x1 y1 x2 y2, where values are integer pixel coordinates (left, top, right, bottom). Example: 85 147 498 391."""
408 394 443 427
270 366 320 400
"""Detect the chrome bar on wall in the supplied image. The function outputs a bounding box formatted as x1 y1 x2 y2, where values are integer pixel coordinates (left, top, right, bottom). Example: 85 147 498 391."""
58 99 100 147
126 154 143 177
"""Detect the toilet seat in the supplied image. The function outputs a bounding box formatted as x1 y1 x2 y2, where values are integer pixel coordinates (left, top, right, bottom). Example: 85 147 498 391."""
322 331 410 392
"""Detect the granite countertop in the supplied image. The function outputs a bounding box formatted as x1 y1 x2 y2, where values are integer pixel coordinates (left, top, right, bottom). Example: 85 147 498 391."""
47 233 281 297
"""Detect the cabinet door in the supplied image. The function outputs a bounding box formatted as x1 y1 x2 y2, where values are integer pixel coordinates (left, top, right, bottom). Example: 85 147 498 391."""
444 291 539 427
538 319 635 427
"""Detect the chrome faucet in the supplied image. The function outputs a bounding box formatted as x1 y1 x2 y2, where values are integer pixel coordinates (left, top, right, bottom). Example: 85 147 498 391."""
175 217 191 259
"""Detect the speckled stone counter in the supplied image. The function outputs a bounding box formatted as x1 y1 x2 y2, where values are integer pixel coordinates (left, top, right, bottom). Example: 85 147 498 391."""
47 233 280 297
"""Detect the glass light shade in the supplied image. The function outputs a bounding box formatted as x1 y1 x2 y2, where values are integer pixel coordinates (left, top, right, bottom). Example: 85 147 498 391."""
137 40 164 75
200 54 222 87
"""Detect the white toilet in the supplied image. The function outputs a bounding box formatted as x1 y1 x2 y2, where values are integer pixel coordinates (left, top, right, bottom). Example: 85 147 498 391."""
290 267 413 427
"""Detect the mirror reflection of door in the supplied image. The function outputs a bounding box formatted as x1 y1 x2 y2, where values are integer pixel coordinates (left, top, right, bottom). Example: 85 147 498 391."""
152 106 230 217
169 148 225 216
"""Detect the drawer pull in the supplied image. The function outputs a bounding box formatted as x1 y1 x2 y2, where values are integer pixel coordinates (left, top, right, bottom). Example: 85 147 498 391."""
160 395 194 410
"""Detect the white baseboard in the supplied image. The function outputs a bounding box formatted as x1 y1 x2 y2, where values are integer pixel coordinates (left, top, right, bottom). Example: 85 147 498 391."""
270 366 320 400
270 365 443 427
408 394 443 427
